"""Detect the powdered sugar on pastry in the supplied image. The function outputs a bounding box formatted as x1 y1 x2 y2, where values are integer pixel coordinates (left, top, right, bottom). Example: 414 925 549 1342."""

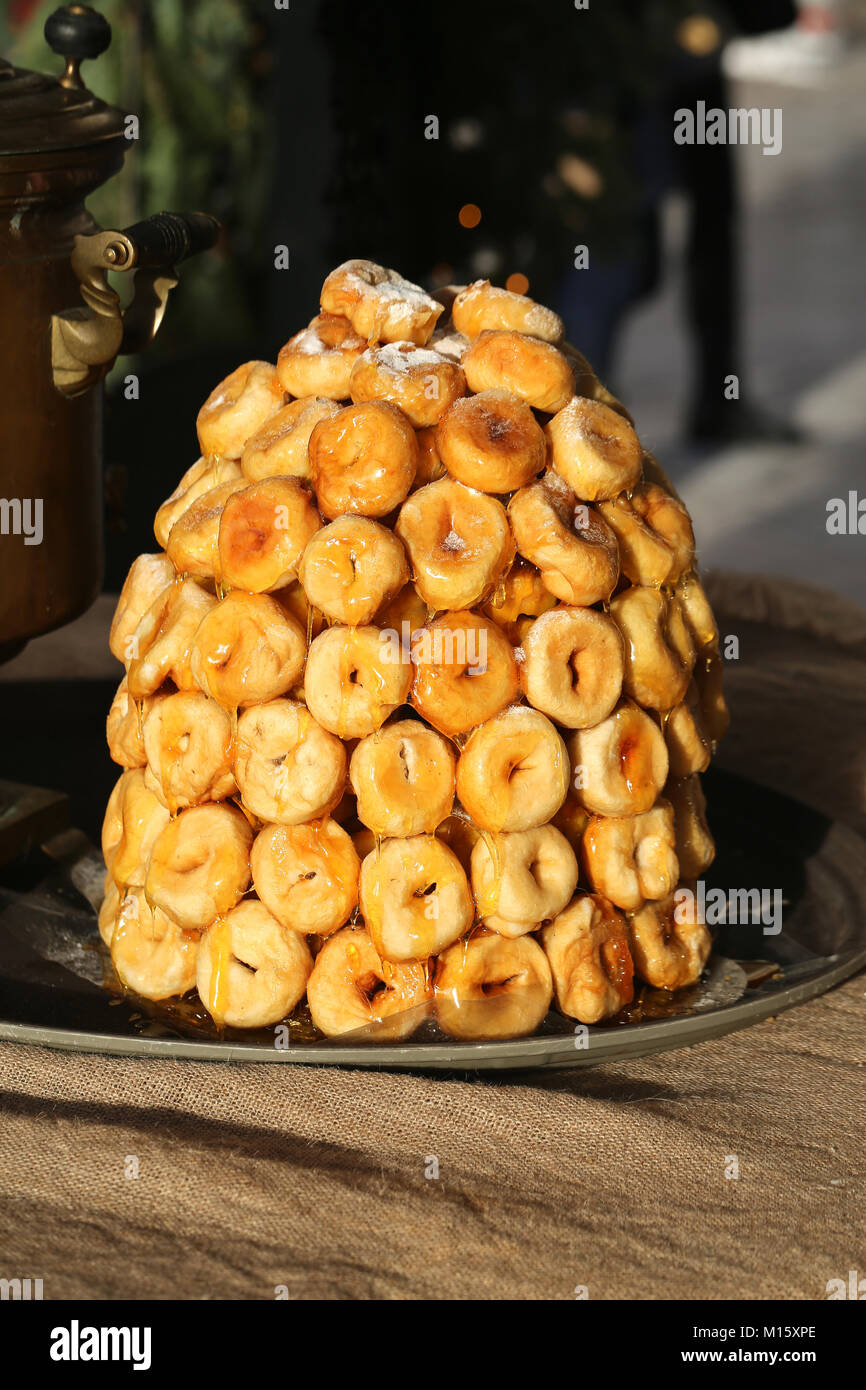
321 259 443 345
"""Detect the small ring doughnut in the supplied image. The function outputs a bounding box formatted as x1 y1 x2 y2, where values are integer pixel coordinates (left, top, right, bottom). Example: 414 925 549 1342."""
349 719 456 836
197 361 284 460
436 389 546 493
349 342 466 427
519 606 624 729
218 477 321 594
165 477 248 581
434 931 553 1040
127 579 216 699
675 570 719 652
250 818 359 937
481 557 556 644
429 327 470 363
110 553 175 663
107 767 171 890
470 825 579 936
395 478 514 611
410 611 519 736
320 259 443 345
298 515 408 625
145 802 253 931
628 891 711 990
190 591 306 710
540 893 634 1023
581 800 679 912
277 313 366 398
306 925 431 1039
452 280 565 344
610 586 695 711
508 476 619 606
462 330 574 413
598 482 695 587
412 426 447 489
456 705 569 831
107 676 154 769
241 397 341 482
110 888 198 1001
304 624 412 737
667 775 716 878
309 401 418 519
234 698 346 824
196 900 312 1028
142 690 236 813
567 700 669 818
665 681 711 778
545 395 643 501
360 835 474 961
154 457 242 549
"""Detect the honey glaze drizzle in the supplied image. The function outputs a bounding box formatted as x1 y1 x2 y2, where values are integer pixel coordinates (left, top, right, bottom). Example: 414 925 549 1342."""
206 914 233 1027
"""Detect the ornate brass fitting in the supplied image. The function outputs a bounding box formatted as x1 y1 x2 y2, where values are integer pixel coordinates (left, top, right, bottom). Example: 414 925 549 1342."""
51 210 219 397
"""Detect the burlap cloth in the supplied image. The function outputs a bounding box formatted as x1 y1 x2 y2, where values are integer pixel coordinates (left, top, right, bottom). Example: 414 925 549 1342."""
1 571 864 1301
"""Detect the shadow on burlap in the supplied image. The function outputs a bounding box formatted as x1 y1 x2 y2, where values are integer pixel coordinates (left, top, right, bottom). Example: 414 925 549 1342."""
0 572 864 1300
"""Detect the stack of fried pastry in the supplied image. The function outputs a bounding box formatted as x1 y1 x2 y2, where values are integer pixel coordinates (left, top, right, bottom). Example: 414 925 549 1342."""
101 258 728 1042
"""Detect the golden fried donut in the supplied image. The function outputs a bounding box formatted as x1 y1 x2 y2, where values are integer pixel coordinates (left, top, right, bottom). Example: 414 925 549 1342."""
508 476 619 606
154 456 243 549
470 825 579 936
241 397 341 483
320 259 443 345
196 901 312 1028
541 894 634 1023
436 389 545 493
142 691 236 813
694 645 730 745
349 719 456 836
581 801 679 912
196 361 284 460
218 477 321 594
598 482 695 587
456 706 569 831
429 327 470 363
309 400 418 519
545 395 642 501
165 477 248 581
98 875 119 947
107 767 171 890
234 699 346 824
276 313 366 399
481 556 556 644
434 932 553 1040
376 582 427 646
452 279 565 344
190 591 306 709
145 802 253 931
676 570 718 651
395 478 514 611
462 330 574 413
410 611 519 736
665 681 711 778
250 818 359 937
519 606 624 729
126 579 215 698
106 677 154 769
109 552 175 663
298 516 408 625
412 426 446 489
568 700 669 817
306 926 431 1039
360 836 474 961
610 586 695 711
667 775 716 878
349 342 466 428
304 624 411 738
628 891 711 990
110 889 198 1001
560 342 601 398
